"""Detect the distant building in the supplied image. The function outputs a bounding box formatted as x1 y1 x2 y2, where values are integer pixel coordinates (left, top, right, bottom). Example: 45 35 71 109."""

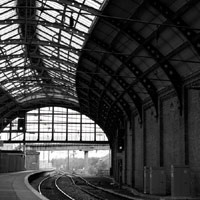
26 150 40 170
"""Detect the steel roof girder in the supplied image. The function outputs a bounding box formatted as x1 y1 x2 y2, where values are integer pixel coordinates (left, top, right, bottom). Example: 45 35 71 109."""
102 17 183 113
77 71 130 125
0 19 88 38
149 0 200 56
89 36 157 115
92 72 132 120
80 53 143 117
58 0 101 16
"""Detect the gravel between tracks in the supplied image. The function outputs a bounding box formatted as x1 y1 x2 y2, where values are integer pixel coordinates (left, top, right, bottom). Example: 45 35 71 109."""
57 175 99 200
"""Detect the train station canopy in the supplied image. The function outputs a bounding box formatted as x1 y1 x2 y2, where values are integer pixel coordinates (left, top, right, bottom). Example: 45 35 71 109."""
0 0 200 141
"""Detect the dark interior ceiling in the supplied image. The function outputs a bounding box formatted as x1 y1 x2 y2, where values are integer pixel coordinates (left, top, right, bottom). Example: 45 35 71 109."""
0 0 200 141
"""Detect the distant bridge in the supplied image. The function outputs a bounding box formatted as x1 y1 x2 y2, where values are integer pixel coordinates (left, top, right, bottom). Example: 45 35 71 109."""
25 142 110 151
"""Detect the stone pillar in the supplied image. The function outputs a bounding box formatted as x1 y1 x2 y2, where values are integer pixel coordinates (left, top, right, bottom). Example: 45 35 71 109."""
23 143 26 169
84 151 89 173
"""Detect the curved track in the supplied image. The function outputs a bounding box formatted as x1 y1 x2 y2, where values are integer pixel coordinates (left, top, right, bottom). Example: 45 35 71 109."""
37 171 143 200
61 173 142 200
38 171 75 200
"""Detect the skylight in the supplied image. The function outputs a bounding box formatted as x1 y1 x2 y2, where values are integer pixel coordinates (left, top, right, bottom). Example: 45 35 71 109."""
0 0 107 103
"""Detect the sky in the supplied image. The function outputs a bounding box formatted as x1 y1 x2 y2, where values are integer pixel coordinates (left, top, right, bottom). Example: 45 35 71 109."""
40 150 110 160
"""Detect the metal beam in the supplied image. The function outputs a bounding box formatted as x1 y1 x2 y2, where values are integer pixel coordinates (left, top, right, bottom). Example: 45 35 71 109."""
25 144 110 151
77 73 129 124
80 53 143 118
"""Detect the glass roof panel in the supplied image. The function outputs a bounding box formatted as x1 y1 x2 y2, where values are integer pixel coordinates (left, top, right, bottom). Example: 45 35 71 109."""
85 0 102 9
0 0 107 104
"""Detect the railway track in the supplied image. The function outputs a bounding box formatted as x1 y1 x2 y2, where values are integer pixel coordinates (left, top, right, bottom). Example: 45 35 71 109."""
59 173 142 200
37 171 143 200
38 171 75 200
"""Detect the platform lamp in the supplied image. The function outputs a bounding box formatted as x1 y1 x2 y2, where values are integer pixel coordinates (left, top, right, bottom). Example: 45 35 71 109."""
117 128 125 152
17 117 26 169
18 118 26 132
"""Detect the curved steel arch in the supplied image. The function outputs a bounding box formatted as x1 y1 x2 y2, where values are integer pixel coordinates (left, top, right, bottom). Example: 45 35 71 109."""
79 53 143 117
76 71 130 130
0 97 81 130
77 71 130 117
149 0 200 58
94 17 180 114
91 35 158 112
0 0 199 136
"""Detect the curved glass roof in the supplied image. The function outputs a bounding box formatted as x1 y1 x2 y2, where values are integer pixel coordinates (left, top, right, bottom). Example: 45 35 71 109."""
1 106 108 143
0 0 107 103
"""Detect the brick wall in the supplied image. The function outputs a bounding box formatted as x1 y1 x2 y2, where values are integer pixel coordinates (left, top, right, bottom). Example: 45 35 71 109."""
111 90 200 195
133 115 144 191
144 107 159 167
126 121 133 186
188 90 200 195
161 96 185 167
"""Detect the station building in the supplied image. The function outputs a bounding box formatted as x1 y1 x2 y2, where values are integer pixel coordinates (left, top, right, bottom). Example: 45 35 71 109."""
0 0 200 197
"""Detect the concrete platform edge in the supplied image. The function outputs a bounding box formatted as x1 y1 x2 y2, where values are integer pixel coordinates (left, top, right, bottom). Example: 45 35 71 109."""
24 172 49 200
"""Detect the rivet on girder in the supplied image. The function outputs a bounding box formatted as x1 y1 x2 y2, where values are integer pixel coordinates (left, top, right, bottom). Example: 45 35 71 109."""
164 64 168 68
187 32 191 36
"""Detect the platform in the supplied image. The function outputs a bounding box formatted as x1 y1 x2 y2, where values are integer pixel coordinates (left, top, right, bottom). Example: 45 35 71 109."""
1 171 199 200
0 171 47 200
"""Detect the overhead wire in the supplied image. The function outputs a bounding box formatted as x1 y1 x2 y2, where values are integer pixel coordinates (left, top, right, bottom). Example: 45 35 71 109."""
1 6 200 31
0 1 199 107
